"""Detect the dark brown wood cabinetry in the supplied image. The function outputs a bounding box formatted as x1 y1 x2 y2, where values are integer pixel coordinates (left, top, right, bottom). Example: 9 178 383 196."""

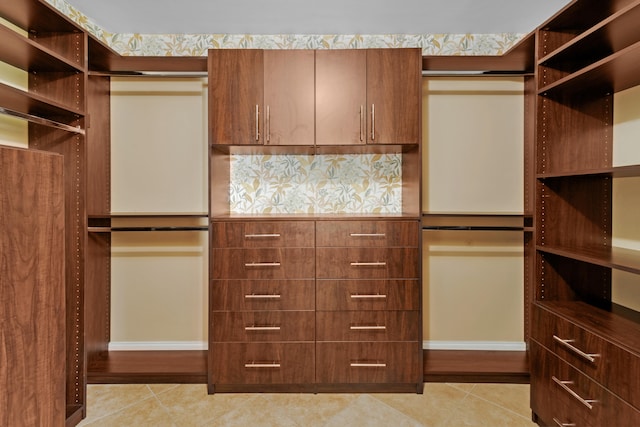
530 0 640 425
210 48 421 147
208 48 422 393
209 49 315 146
0 1 87 424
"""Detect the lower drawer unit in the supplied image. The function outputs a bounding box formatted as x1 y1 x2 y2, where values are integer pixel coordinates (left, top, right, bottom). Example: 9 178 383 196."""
532 303 640 410
530 341 640 427
211 311 315 342
316 342 420 384
316 311 419 341
209 342 315 385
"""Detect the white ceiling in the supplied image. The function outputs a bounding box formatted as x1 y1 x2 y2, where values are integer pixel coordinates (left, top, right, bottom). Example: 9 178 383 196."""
64 0 571 35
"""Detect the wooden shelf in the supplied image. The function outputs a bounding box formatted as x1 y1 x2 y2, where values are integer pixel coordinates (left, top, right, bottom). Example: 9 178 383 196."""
0 24 84 72
0 81 84 121
537 164 640 178
537 244 640 275
423 350 529 383
88 351 207 384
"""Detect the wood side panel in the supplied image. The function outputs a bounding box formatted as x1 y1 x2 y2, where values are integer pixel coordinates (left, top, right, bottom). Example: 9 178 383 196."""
86 75 111 216
263 50 315 146
1 146 66 426
316 50 367 145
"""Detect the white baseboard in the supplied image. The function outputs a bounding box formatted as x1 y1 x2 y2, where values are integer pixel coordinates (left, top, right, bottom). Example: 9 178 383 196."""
423 340 526 351
108 341 208 351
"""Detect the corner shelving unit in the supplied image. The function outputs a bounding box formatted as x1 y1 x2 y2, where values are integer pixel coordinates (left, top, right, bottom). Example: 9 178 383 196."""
531 0 640 425
0 0 87 424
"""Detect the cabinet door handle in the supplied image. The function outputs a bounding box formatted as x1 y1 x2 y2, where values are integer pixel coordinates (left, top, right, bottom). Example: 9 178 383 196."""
266 105 270 143
350 362 386 368
370 103 375 141
552 418 576 427
244 262 281 267
360 105 364 142
350 325 386 331
244 294 281 299
245 362 280 368
349 233 385 237
552 335 599 363
245 325 281 331
350 261 386 267
552 376 597 410
255 104 260 141
245 233 281 238
350 294 387 299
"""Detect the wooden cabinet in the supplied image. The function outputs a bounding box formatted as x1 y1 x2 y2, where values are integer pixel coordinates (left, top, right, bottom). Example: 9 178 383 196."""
209 220 316 392
208 49 314 146
315 220 422 389
210 48 421 147
531 0 640 425
0 1 87 424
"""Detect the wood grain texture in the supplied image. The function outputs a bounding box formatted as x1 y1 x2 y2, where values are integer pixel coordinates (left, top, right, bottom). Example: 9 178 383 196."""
316 279 420 311
210 279 314 311
1 146 65 426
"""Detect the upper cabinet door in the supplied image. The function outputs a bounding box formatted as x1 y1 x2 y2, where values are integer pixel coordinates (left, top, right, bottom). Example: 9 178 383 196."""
316 50 367 145
366 49 421 145
209 49 264 145
263 50 315 146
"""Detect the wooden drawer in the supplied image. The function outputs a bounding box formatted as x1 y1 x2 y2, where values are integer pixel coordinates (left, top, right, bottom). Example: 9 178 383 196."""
530 341 640 427
316 279 419 311
212 248 315 279
532 304 640 410
316 220 419 247
209 342 314 385
316 311 419 341
211 221 314 248
316 342 420 384
211 279 314 311
211 311 315 342
316 247 419 279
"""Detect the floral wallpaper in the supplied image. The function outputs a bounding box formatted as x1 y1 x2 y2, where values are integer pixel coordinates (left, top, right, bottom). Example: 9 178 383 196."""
229 154 402 214
46 0 523 56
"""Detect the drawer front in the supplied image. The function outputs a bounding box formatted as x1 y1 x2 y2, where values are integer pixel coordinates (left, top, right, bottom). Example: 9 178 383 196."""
316 311 419 341
211 221 314 248
532 304 640 410
211 311 315 342
209 342 315 385
530 341 640 427
212 248 315 279
316 220 419 247
211 279 314 311
316 279 419 311
316 342 420 384
316 248 419 279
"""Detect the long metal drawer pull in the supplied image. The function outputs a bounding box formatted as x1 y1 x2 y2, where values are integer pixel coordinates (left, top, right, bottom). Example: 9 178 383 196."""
552 376 597 410
553 335 599 363
245 233 281 238
553 418 576 427
350 262 386 266
350 325 386 331
255 105 260 141
351 362 386 368
359 105 364 141
371 103 376 140
266 105 270 142
245 325 281 331
245 362 280 368
244 262 281 267
349 233 386 237
244 294 281 299
350 294 387 299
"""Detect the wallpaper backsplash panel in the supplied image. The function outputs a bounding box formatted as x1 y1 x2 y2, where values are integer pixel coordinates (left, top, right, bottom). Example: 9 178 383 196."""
230 154 402 214
47 0 523 56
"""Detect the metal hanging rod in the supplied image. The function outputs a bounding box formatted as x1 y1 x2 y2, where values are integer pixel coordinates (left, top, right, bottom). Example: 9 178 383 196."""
422 225 524 231
0 106 85 135
88 226 208 233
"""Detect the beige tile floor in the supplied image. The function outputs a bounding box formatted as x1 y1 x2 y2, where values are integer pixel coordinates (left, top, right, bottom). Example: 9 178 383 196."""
77 382 536 426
